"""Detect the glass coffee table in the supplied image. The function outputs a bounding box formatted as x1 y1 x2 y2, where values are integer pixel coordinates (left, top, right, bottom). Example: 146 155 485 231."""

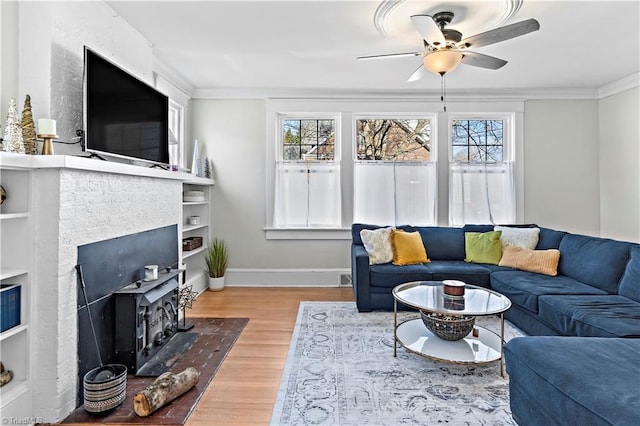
392 281 511 376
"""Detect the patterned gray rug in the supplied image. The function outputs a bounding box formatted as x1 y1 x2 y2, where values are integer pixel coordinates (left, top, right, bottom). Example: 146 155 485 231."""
271 302 525 426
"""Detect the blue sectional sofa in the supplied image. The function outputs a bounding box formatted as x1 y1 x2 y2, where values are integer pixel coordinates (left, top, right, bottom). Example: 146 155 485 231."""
351 223 640 425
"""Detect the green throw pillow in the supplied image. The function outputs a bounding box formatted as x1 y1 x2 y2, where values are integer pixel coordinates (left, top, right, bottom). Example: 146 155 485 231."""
465 231 503 265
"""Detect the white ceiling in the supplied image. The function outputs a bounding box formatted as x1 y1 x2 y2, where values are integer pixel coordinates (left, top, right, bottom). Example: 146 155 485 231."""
106 0 640 97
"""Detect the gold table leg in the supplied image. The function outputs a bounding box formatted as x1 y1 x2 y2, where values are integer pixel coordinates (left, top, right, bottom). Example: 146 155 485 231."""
393 298 398 357
500 312 505 378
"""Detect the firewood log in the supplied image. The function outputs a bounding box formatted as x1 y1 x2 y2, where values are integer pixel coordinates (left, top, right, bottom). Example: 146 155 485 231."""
133 367 200 417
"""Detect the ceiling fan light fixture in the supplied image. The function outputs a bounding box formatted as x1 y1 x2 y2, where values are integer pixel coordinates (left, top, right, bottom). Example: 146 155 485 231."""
423 50 463 75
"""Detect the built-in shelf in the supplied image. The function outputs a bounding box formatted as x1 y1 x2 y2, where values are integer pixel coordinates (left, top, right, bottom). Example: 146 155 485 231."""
0 269 28 281
183 224 208 233
0 324 28 342
182 245 207 259
0 163 32 419
0 213 29 220
181 178 214 294
0 379 30 405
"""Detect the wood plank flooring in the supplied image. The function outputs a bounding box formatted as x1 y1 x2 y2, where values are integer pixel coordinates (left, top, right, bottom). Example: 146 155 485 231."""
185 287 354 426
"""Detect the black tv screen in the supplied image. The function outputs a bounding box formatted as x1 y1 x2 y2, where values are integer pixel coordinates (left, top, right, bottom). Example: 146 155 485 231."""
83 47 169 165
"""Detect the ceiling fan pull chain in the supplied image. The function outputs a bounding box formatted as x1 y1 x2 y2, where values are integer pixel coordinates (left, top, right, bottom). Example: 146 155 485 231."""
441 74 447 112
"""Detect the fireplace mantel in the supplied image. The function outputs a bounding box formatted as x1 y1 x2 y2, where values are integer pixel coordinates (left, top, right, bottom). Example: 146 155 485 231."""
0 152 194 181
0 152 194 422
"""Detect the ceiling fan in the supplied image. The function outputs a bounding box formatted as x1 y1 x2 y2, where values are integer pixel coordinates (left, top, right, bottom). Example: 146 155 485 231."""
358 11 540 82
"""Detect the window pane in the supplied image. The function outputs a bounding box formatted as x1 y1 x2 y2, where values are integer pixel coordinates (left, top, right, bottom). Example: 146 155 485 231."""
356 118 431 161
283 120 300 144
451 119 503 163
281 118 335 161
452 146 468 162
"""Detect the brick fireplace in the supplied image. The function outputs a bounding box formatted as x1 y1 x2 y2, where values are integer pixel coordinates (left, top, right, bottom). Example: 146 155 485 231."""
27 159 184 422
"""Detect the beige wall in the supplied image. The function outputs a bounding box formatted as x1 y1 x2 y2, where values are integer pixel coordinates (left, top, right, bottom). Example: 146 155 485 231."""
523 100 601 235
192 99 351 269
599 87 640 243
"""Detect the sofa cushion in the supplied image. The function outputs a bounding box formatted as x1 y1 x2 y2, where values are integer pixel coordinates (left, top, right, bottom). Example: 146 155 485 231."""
369 263 431 289
390 230 429 265
425 260 492 287
619 245 640 302
558 233 632 294
505 336 640 426
352 223 383 246
415 226 466 260
490 270 607 313
499 245 560 276
462 224 495 234
494 225 540 249
360 227 394 265
536 227 566 250
538 295 640 337
464 231 502 265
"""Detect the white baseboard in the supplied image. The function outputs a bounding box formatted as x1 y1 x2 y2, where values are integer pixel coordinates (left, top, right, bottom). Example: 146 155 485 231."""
224 268 352 287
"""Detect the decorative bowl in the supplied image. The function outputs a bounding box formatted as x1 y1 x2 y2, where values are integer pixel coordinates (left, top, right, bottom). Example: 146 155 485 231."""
420 311 475 341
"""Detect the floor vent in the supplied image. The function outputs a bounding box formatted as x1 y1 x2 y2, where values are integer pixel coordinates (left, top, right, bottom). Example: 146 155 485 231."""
340 274 352 286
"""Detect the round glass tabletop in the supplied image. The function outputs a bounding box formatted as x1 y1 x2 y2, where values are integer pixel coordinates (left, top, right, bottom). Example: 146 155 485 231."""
392 281 511 316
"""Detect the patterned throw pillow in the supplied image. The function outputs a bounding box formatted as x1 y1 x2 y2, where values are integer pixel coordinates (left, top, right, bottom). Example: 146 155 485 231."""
499 245 560 276
360 227 394 264
494 226 540 250
464 231 503 265
390 229 429 266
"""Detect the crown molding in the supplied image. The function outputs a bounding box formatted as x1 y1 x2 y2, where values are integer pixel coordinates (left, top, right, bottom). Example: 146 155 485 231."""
192 86 598 101
598 73 640 99
153 56 195 99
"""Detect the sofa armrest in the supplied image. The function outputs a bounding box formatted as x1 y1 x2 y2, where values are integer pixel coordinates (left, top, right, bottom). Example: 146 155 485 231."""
351 244 372 312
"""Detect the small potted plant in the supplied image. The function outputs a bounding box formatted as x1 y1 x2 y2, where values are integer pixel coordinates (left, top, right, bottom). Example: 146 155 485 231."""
205 238 228 291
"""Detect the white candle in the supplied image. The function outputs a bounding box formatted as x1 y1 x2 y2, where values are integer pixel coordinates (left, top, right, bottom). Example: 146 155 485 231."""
38 118 57 136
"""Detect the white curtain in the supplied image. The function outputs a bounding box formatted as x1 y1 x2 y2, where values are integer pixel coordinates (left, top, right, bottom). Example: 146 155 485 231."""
449 162 515 226
274 162 341 228
353 161 437 226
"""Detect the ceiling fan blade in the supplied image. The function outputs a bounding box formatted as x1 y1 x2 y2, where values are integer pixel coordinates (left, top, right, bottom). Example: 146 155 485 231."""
461 51 508 70
460 18 540 49
407 64 428 83
357 52 422 60
410 15 446 46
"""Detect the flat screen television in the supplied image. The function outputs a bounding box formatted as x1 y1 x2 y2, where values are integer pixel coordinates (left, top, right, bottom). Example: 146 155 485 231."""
83 46 169 166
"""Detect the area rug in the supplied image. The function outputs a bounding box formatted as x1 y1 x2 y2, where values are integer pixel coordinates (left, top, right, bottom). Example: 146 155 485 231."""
62 317 248 425
271 302 525 426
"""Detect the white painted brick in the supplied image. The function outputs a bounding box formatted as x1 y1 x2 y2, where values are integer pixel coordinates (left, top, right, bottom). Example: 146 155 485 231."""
31 168 182 422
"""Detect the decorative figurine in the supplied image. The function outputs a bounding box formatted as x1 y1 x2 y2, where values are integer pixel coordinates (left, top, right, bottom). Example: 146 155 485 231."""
21 95 38 155
204 157 211 179
3 98 25 154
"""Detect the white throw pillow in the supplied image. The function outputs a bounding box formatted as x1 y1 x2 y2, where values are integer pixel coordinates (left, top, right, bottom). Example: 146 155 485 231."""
494 226 540 250
360 227 394 264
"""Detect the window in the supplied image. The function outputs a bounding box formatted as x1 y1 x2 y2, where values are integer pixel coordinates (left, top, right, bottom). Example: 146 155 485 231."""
353 117 437 226
273 116 341 228
452 119 504 162
449 117 515 226
282 119 335 160
168 100 184 169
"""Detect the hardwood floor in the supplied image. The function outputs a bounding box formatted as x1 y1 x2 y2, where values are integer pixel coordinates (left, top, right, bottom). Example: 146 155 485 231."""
185 287 354 426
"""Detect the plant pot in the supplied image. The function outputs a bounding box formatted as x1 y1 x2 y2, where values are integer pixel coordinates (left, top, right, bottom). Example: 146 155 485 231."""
209 276 225 291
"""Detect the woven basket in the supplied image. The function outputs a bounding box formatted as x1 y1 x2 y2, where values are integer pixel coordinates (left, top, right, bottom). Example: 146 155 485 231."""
420 311 475 341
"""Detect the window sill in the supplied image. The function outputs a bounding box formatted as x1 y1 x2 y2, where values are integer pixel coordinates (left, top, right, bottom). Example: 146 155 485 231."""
264 227 351 240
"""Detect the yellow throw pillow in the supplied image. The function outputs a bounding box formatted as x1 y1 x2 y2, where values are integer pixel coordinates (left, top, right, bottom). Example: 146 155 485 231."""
391 230 429 265
499 245 561 276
